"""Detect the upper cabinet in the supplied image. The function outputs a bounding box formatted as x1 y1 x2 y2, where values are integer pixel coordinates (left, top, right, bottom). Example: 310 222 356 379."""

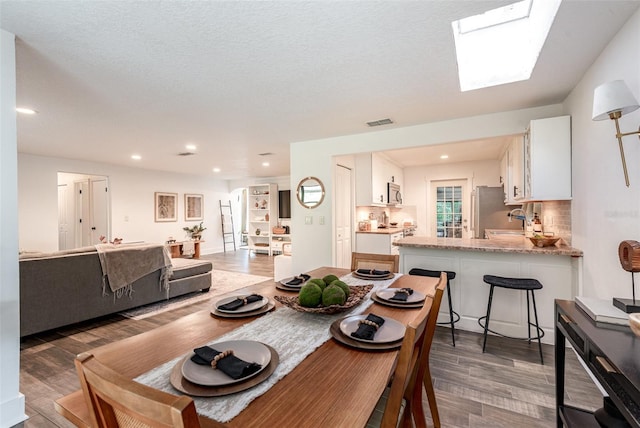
501 135 525 205
523 115 571 201
355 153 403 206
500 115 571 203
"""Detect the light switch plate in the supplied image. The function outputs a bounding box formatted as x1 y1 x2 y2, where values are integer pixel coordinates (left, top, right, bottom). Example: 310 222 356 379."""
305 216 312 225
319 216 325 225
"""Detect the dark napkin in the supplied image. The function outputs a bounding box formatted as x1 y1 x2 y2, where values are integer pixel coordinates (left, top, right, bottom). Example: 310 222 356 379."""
285 273 311 286
191 346 262 380
390 288 414 302
217 294 263 311
350 314 386 341
356 269 391 276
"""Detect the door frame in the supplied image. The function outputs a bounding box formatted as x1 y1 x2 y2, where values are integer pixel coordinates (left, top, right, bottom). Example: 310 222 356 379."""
428 178 471 239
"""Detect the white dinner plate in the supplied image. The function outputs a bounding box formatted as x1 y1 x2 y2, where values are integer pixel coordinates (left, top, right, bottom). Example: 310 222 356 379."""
214 295 269 314
181 340 271 386
279 276 308 288
339 315 406 343
375 289 426 305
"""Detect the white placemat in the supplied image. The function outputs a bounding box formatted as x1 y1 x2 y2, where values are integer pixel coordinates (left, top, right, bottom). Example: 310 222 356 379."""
135 273 401 422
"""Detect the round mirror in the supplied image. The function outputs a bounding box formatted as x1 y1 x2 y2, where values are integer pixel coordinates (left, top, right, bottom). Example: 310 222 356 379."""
296 176 325 209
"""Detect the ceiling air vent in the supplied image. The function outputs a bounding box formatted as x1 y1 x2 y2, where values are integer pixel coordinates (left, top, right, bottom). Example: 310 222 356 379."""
177 152 195 157
366 118 394 127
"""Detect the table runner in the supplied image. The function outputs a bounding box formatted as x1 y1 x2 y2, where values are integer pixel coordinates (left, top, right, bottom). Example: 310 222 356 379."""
135 273 401 422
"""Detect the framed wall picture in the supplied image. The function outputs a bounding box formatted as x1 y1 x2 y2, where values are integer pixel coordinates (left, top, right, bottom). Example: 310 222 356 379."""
154 192 178 222
185 193 204 221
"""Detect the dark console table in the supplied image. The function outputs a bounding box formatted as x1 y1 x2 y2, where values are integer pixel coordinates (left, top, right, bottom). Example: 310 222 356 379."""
555 299 640 427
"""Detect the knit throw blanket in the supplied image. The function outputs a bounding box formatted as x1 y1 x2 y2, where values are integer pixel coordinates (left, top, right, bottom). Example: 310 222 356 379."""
96 243 173 298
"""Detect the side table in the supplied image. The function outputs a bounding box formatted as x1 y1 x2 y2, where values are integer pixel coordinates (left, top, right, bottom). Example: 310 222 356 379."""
555 299 640 427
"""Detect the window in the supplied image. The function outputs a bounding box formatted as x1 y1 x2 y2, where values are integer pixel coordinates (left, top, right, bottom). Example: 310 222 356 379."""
451 0 561 91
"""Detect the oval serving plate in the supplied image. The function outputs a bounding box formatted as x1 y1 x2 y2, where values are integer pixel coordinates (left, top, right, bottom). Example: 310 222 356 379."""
375 289 426 305
339 315 406 344
214 295 269 314
181 340 271 386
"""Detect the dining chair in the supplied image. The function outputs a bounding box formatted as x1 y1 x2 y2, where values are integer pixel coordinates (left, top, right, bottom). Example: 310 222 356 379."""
366 272 446 428
351 252 400 273
75 352 225 428
409 274 446 428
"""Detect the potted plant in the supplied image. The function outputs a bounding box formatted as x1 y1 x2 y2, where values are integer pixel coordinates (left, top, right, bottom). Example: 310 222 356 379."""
183 222 206 240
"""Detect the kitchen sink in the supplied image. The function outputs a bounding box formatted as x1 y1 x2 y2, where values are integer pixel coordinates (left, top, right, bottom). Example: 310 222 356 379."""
489 230 524 235
485 229 525 239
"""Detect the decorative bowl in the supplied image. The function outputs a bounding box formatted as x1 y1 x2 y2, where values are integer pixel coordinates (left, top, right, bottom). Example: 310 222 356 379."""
529 237 560 248
630 313 640 337
274 284 373 314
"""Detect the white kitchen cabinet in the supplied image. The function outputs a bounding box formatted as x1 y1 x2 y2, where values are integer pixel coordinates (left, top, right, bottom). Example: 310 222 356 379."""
501 135 524 205
356 231 403 255
523 115 571 201
247 183 278 255
355 153 404 206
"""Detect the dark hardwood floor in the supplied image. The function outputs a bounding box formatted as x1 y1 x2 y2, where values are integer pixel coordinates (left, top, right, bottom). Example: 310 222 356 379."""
18 249 601 427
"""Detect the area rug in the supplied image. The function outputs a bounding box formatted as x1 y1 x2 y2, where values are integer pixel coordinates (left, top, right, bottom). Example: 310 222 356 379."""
119 270 270 320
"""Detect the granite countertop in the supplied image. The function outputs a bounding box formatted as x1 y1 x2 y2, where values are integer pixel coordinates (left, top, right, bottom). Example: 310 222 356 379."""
356 227 408 235
394 235 583 257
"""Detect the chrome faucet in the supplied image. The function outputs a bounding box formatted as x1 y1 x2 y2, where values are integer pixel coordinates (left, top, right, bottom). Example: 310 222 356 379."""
508 208 530 225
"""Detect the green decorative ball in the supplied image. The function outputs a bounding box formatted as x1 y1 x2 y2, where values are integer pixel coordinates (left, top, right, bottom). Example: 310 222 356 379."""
308 278 327 291
330 280 350 298
298 283 323 307
322 284 346 306
322 274 340 285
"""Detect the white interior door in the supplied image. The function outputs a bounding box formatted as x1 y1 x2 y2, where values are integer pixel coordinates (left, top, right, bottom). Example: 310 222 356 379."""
429 179 470 238
57 184 72 250
75 180 90 247
91 178 109 243
335 165 353 268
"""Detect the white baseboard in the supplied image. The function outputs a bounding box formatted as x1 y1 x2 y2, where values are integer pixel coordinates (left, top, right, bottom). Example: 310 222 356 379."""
0 392 26 427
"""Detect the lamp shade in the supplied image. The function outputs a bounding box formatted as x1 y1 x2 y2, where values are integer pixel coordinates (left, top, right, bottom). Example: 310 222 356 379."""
592 80 639 121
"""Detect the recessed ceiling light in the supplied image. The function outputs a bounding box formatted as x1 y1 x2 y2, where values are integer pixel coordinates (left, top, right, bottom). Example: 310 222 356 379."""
131 154 141 160
212 167 221 173
16 107 37 114
185 144 197 151
440 155 449 159
262 162 270 167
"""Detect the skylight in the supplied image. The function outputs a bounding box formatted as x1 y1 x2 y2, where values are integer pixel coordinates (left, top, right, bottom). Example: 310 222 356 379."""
451 0 561 91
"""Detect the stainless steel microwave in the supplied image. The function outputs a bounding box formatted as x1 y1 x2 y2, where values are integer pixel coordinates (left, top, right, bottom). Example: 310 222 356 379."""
387 182 402 205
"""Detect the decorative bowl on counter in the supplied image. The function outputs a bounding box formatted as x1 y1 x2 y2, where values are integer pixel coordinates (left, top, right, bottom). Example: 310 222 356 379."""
529 236 561 248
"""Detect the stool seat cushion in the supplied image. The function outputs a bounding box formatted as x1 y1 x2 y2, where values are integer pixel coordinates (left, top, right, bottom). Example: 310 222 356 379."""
409 268 456 280
483 275 542 290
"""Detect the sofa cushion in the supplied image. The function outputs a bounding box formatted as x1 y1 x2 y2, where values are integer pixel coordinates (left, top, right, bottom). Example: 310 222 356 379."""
170 257 213 280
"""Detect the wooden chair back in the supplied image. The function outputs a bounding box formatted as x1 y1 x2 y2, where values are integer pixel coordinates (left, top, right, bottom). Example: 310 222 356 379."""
351 252 400 273
410 272 447 428
378 274 446 427
75 352 205 428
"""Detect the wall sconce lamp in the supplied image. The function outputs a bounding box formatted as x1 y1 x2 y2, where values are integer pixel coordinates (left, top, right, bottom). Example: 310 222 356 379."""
592 80 640 187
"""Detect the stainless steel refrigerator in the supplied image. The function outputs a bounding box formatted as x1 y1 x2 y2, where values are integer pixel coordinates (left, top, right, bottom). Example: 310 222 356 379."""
471 186 522 238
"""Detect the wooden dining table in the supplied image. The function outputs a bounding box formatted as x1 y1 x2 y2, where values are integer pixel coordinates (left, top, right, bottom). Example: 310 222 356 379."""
55 267 440 427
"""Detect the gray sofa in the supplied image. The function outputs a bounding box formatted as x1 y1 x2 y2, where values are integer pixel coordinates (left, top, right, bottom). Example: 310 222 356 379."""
19 244 212 337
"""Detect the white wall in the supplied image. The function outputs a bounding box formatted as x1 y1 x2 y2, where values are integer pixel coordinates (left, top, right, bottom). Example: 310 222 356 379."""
403 159 501 237
563 8 640 299
1 29 27 427
19 154 232 254
290 104 563 273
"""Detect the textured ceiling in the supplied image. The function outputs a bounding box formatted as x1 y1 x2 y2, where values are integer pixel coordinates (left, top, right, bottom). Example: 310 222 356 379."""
2 1 639 179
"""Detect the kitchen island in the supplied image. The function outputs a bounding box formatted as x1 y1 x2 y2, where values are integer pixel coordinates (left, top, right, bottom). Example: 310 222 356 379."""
355 226 413 255
395 235 583 344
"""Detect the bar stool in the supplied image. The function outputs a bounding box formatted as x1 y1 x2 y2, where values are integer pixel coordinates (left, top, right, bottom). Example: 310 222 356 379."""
479 275 544 364
409 268 459 346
